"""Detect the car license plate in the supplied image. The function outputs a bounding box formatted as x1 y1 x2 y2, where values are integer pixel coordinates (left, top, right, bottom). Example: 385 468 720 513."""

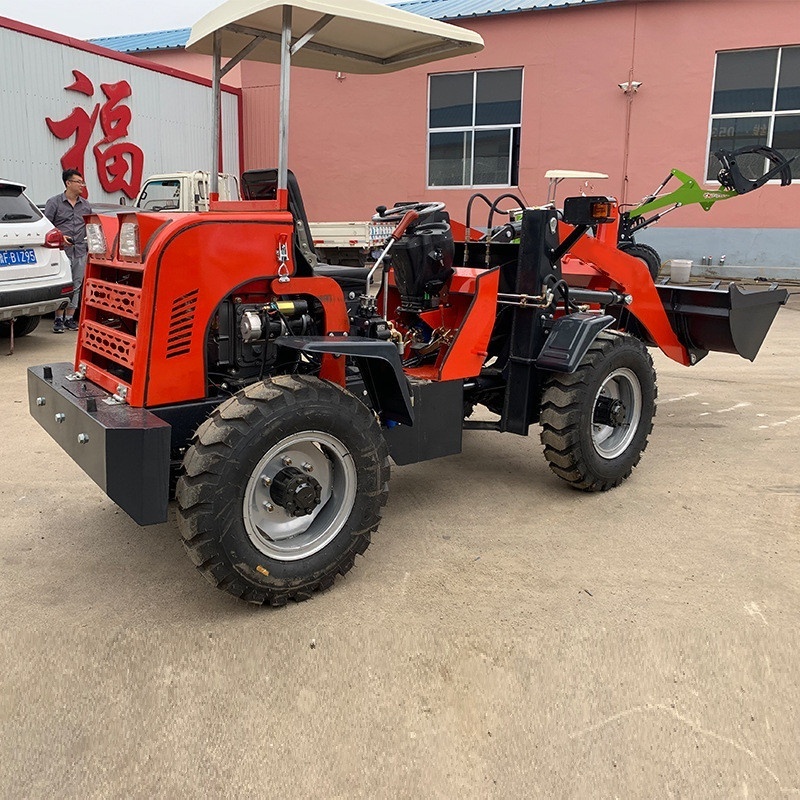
0 248 37 267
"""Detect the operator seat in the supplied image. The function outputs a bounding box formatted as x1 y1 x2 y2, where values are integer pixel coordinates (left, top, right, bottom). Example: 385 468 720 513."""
240 168 370 283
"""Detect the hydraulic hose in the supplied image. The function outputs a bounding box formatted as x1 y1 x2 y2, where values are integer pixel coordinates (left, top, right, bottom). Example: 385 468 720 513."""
484 193 526 267
464 193 493 265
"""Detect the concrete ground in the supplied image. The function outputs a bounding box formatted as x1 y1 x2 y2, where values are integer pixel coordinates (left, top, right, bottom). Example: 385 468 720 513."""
1 293 798 799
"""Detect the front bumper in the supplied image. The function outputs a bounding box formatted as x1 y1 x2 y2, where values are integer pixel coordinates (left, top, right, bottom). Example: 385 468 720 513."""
28 363 171 525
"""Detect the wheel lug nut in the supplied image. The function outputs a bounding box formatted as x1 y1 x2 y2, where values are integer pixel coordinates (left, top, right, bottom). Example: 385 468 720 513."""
261 476 271 486
282 456 292 466
263 502 274 512
302 462 313 473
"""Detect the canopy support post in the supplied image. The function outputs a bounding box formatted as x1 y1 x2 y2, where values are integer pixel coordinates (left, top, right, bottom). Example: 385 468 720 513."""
211 31 222 199
278 5 292 205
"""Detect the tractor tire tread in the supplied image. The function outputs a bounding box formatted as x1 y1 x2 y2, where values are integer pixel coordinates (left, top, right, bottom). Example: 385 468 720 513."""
539 331 657 492
176 375 389 606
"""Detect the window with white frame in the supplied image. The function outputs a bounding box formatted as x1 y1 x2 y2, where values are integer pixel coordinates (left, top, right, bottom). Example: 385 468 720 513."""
428 68 522 188
708 47 800 181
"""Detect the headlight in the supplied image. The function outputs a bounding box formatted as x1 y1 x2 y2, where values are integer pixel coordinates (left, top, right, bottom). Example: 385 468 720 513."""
86 223 107 254
119 222 140 257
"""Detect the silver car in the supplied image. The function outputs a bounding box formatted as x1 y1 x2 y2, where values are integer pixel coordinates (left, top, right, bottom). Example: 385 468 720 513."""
0 179 72 338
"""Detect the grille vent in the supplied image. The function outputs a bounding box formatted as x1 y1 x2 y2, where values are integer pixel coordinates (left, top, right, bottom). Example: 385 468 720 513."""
84 280 141 319
166 290 199 358
82 321 136 369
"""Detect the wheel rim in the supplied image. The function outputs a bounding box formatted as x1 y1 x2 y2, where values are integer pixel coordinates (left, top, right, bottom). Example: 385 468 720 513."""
243 431 357 562
591 367 642 459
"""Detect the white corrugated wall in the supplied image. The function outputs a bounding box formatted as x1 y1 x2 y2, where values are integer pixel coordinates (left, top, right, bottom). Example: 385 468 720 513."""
0 23 240 204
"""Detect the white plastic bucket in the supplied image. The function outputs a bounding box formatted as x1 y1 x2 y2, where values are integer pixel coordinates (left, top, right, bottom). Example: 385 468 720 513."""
670 259 692 283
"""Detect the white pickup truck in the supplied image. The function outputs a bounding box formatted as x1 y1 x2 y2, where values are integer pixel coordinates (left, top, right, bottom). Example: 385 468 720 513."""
134 171 389 265
304 219 394 266
134 171 240 212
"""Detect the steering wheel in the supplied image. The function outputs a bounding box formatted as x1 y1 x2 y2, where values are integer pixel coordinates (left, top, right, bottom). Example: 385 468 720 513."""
372 201 446 223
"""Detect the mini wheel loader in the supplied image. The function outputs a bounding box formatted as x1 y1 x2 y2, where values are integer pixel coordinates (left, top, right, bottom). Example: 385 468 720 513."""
28 0 791 605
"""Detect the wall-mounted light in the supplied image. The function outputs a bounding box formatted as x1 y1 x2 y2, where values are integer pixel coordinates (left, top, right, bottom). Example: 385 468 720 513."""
618 80 642 94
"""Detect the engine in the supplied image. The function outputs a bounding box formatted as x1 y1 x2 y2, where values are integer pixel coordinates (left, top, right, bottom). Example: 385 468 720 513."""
204 216 455 394
207 297 318 391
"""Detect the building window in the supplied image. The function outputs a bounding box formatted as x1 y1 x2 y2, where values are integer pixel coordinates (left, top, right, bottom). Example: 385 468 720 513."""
708 47 800 181
428 69 522 188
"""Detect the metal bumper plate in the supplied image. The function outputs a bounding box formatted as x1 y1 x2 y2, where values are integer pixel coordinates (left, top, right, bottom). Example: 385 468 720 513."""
27 363 171 525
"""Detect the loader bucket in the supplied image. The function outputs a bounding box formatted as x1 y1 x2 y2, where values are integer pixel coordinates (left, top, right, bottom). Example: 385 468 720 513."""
655 282 788 362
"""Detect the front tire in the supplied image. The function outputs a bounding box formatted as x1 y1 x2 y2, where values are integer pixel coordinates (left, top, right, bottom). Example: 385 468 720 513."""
539 331 657 491
176 375 390 605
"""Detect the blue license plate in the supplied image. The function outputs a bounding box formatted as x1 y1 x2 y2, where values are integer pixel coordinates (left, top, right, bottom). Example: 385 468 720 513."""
0 248 37 267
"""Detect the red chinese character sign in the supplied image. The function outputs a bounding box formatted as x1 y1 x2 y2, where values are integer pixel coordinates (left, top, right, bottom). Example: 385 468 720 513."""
46 70 145 199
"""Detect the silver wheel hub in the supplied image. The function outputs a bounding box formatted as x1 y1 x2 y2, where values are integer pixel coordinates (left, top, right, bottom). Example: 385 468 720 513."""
243 432 357 561
591 367 642 459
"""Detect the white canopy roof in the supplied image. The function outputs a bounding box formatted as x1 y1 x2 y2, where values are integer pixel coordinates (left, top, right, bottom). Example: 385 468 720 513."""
544 170 609 180
187 0 484 74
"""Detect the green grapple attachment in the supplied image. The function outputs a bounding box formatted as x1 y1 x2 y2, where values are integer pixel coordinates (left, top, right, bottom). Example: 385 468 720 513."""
623 144 796 235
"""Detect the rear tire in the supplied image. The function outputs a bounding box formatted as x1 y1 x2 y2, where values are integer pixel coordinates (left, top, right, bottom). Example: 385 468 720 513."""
618 242 661 281
0 316 41 338
176 375 390 605
539 331 657 491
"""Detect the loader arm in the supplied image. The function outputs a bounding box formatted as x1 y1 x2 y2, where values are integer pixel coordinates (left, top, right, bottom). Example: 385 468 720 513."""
559 220 695 365
629 168 736 219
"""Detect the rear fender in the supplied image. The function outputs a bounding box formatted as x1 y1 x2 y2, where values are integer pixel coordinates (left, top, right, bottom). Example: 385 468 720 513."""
439 265 501 380
275 336 413 425
535 313 616 373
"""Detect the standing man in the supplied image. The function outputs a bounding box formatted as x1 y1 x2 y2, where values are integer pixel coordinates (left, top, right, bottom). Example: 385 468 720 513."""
44 169 92 333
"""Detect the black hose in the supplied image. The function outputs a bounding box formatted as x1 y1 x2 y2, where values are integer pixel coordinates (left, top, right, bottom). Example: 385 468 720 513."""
486 193 526 233
483 193 526 267
465 192 494 238
544 276 581 314
464 193 494 265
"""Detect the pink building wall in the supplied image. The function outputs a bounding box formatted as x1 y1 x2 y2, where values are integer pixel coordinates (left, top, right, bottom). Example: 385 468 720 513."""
140 0 800 232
